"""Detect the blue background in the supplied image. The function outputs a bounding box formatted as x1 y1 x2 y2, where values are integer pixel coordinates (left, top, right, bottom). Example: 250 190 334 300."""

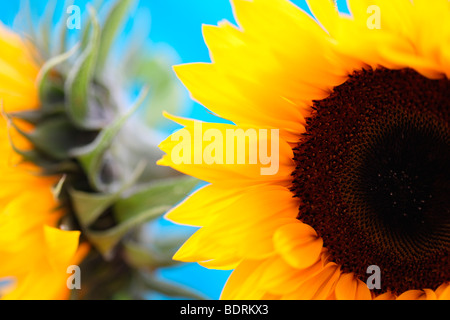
0 0 349 300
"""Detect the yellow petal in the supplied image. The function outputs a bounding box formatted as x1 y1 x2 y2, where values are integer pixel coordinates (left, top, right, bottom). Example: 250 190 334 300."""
173 184 298 267
397 289 437 300
0 24 39 113
173 63 307 143
220 259 267 300
374 291 396 300
165 184 245 227
282 262 340 300
258 253 325 296
436 283 450 300
335 272 372 300
306 0 340 35
44 226 81 272
158 113 295 185
273 222 323 270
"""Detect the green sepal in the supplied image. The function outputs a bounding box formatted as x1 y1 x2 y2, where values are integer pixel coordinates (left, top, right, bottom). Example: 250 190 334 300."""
96 0 135 73
7 143 45 167
51 175 67 200
113 175 199 223
1 108 79 172
29 117 74 160
37 43 80 104
70 189 119 228
8 110 44 125
3 126 78 175
84 175 198 259
152 233 193 257
70 160 146 227
26 117 95 160
7 137 78 175
73 87 148 192
123 231 193 270
86 205 169 260
80 0 105 50
0 110 45 165
10 102 67 125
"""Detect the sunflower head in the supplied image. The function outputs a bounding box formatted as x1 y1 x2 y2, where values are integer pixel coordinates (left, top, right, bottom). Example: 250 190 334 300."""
159 0 450 300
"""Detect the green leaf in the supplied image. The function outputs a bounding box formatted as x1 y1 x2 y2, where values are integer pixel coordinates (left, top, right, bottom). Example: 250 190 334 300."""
96 0 134 73
74 87 148 192
113 175 199 223
65 5 101 129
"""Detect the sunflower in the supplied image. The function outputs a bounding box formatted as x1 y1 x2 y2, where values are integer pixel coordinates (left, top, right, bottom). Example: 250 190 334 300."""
159 0 450 300
0 24 83 300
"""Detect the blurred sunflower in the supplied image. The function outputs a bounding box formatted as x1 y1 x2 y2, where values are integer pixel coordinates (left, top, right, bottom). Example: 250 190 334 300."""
0 24 84 300
0 1 200 300
159 0 450 300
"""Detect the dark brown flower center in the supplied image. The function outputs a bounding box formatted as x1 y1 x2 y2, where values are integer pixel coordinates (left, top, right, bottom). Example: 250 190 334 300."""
291 68 450 295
